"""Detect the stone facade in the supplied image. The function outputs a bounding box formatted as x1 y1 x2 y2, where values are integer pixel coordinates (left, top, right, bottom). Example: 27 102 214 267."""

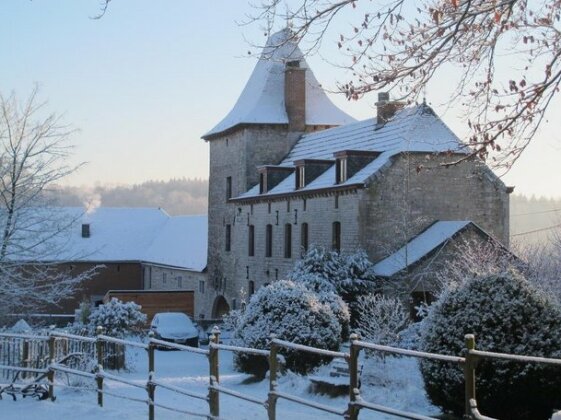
201 31 510 318
202 144 509 318
358 153 509 261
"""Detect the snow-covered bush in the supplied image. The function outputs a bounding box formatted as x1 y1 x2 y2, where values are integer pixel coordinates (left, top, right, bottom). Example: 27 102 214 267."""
289 247 378 327
420 271 561 419
222 309 243 331
87 298 146 337
234 280 343 377
353 294 409 349
296 273 350 340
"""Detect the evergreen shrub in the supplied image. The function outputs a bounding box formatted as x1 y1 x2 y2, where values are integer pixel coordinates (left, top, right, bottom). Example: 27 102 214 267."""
420 271 561 419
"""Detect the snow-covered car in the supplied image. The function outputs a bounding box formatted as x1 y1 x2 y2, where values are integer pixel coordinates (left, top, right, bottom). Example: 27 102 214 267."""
150 312 199 347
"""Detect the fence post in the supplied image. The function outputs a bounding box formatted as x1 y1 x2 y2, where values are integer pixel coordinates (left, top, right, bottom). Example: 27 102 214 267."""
347 333 361 420
22 339 29 380
96 326 104 408
267 334 278 420
208 326 220 419
47 333 56 401
464 334 477 418
147 331 155 420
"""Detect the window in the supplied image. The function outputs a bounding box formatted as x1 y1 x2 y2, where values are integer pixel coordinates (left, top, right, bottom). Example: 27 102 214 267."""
248 280 255 296
163 272 167 285
334 194 339 209
176 276 182 288
226 176 232 200
225 224 231 251
232 298 237 310
335 158 347 184
295 166 305 189
268 202 271 213
248 225 255 256
332 221 341 252
199 280 205 294
259 173 265 194
303 198 307 211
301 223 309 254
284 224 292 258
287 200 290 212
266 224 273 257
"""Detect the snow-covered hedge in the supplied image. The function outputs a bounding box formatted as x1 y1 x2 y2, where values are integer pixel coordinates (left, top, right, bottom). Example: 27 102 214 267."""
88 298 146 337
353 294 409 348
234 280 343 376
295 273 350 341
420 271 561 419
289 247 378 328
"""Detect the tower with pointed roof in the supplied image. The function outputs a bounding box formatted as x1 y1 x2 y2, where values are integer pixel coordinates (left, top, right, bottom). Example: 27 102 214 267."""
201 29 355 317
201 30 510 319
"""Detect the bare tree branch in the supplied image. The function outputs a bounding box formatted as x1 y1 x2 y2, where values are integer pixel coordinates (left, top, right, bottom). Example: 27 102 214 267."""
249 0 561 171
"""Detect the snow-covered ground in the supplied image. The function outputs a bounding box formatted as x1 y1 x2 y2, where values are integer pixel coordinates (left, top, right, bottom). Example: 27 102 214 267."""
1 343 439 420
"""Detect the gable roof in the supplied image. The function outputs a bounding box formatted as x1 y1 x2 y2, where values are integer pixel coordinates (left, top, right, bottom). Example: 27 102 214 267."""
11 208 207 271
236 104 470 200
372 221 472 277
203 29 355 139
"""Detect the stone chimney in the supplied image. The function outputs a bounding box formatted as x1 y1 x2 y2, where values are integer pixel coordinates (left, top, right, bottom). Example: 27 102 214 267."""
376 92 404 126
285 60 306 132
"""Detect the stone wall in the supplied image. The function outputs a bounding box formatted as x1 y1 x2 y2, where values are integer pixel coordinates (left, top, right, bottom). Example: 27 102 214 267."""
358 153 509 261
214 190 362 308
206 125 302 317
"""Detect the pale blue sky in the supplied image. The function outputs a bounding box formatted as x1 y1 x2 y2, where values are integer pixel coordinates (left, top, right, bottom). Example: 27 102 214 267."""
1 1 560 197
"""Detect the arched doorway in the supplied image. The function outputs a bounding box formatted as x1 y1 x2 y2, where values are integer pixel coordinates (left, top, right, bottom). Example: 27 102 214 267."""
212 295 230 319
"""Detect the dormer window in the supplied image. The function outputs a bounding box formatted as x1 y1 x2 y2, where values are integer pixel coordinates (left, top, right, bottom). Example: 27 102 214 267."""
335 158 347 184
293 159 334 189
259 172 266 194
258 165 294 195
333 150 381 184
295 165 305 189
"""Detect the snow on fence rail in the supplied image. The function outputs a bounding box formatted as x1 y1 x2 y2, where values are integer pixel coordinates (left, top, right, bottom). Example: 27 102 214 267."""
2 329 561 420
0 330 125 381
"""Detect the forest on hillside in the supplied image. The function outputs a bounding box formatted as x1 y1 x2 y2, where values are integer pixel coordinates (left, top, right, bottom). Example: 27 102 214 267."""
49 179 561 245
49 178 208 216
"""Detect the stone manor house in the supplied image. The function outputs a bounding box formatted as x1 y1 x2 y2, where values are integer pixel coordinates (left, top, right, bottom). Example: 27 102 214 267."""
199 29 510 319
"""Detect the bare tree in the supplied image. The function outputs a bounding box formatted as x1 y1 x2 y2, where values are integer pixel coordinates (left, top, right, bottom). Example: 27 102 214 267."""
249 0 561 170
0 88 94 319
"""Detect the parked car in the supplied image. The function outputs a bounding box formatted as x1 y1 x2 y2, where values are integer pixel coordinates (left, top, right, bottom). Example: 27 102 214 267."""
150 312 199 347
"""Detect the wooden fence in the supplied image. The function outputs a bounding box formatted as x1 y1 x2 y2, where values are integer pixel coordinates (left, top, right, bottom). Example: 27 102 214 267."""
0 330 124 381
2 328 561 419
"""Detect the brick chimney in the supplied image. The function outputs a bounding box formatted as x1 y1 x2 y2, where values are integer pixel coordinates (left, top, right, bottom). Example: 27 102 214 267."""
376 92 404 126
285 60 306 132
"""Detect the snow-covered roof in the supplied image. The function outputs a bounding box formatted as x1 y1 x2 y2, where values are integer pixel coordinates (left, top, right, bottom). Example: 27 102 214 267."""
203 29 355 139
236 104 469 199
372 221 472 277
12 208 207 271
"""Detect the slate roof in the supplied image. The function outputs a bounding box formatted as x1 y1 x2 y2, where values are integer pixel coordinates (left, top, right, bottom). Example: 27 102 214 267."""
237 104 470 199
203 29 355 139
10 208 207 271
372 221 472 277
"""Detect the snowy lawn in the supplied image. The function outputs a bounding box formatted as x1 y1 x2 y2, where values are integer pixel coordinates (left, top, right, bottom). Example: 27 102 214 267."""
0 344 440 419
